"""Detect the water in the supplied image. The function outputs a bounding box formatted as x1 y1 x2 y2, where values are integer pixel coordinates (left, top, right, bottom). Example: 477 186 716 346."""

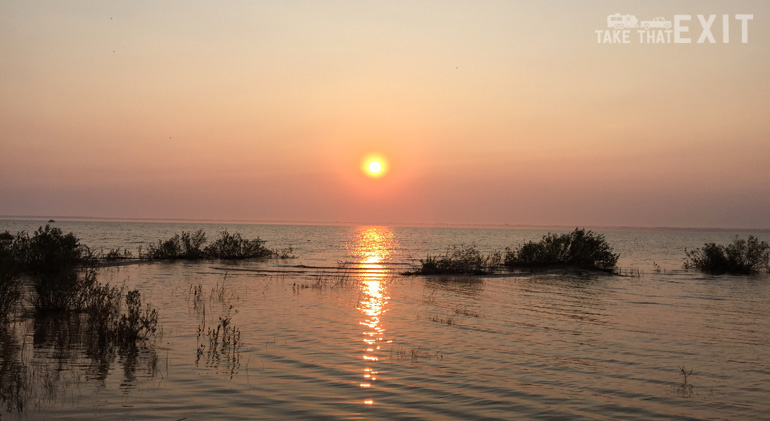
1 220 769 419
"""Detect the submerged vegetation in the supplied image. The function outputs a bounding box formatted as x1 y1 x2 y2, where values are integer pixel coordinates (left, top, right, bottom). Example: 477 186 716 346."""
405 244 501 275
407 229 619 276
504 228 618 272
3 225 94 273
684 235 770 275
0 232 21 319
144 229 294 260
0 225 159 347
1 225 161 415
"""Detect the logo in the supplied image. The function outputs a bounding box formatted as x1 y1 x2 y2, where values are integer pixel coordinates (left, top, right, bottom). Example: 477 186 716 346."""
596 14 753 44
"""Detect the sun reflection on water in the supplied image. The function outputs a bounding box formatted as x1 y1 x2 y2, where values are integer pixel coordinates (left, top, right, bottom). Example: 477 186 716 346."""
351 226 395 406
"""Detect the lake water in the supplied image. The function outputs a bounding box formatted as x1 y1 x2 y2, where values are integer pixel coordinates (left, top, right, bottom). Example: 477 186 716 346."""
1 220 769 419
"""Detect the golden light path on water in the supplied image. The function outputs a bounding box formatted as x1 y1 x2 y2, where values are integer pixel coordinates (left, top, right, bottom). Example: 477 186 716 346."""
352 227 395 407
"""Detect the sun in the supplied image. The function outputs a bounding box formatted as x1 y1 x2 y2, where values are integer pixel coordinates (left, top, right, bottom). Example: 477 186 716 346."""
368 161 382 174
362 155 388 178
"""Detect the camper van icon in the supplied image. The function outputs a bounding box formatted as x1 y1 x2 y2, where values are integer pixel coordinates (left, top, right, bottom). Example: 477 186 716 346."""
607 13 639 29
607 14 672 30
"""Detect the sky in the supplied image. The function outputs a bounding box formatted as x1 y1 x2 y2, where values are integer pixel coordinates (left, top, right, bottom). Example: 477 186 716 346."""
1 1 769 228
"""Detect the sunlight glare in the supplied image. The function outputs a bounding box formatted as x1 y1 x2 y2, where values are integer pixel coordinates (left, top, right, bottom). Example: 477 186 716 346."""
362 155 388 178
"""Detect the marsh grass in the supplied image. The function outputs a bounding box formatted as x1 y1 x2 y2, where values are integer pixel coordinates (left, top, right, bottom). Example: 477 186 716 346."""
144 230 207 260
1 311 159 414
204 231 273 260
33 269 96 313
0 226 161 414
197 304 242 378
272 246 296 259
189 283 204 310
101 248 135 261
406 244 501 275
684 235 770 275
454 306 481 318
504 228 619 272
0 225 159 356
292 263 359 291
388 345 443 362
0 233 21 319
613 267 641 277
429 315 456 325
676 365 695 398
192 276 243 378
143 230 291 261
4 225 95 274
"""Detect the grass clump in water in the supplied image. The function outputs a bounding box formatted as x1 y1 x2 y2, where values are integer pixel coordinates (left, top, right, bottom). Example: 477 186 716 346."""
204 231 273 260
143 230 287 260
504 228 618 272
4 225 94 274
0 225 159 346
84 283 158 347
406 244 501 275
1 225 97 314
0 232 22 319
144 230 207 260
684 235 769 275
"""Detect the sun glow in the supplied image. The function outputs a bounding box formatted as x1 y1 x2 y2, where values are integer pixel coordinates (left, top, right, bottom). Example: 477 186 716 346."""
362 155 388 178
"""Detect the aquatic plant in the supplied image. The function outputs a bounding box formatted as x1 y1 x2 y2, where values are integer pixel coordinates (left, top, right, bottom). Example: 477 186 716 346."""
0 232 22 319
144 229 207 260
83 281 123 343
406 244 501 275
0 225 159 341
101 248 135 261
197 304 241 378
204 230 273 260
143 230 284 260
504 228 618 271
34 269 96 313
272 246 296 259
683 235 770 275
676 365 695 398
429 315 456 325
5 225 94 274
118 290 159 344
388 345 443 362
454 306 481 318
0 227 97 313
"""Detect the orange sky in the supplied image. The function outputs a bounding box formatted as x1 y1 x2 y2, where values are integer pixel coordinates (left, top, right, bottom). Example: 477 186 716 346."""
1 1 769 228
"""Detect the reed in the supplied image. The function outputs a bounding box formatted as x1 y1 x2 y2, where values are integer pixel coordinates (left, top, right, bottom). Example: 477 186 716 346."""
0 232 21 319
406 244 501 275
143 230 287 260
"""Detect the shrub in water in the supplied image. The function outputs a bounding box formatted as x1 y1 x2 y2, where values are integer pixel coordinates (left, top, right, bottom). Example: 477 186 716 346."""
504 228 618 271
0 232 21 319
684 235 770 275
34 269 96 313
144 230 277 260
118 290 159 345
102 248 134 261
144 230 207 259
409 244 501 275
9 225 93 274
205 230 273 259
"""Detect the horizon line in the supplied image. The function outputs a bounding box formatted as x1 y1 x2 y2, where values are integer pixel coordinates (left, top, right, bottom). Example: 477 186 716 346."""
1 214 768 233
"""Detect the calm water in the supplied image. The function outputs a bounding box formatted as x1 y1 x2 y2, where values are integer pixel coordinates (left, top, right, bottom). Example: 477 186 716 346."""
1 220 769 419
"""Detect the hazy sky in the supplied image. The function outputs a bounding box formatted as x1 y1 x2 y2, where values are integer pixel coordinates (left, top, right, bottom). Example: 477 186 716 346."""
1 1 769 228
